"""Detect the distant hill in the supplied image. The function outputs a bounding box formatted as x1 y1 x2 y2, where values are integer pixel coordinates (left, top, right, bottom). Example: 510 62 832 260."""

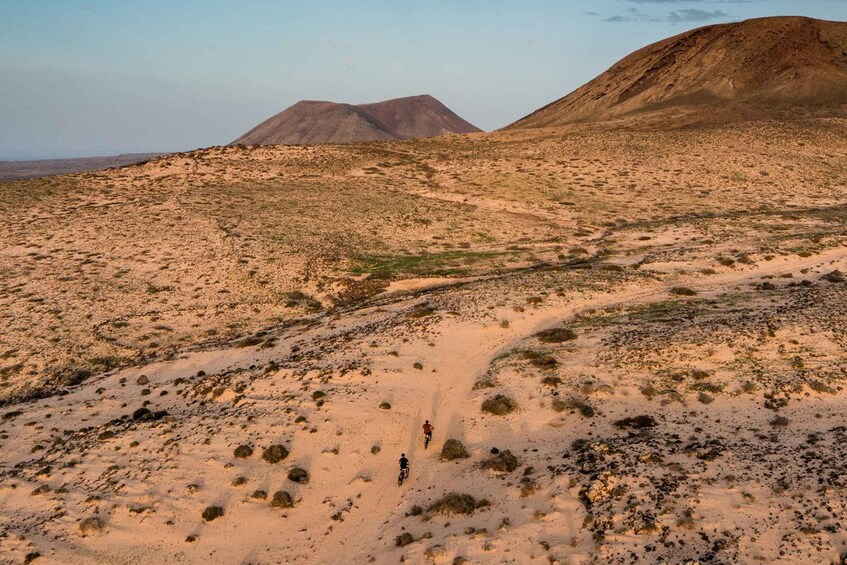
508 16 847 129
232 95 481 145
0 153 163 182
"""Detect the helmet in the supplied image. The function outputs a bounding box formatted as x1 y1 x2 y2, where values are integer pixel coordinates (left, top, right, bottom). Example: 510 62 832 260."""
425 420 429 423
401 453 406 457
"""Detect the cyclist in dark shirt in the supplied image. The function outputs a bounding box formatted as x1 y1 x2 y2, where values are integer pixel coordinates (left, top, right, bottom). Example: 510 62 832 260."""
399 453 409 470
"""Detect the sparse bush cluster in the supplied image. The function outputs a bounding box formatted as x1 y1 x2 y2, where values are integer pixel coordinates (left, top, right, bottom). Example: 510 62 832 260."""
534 327 577 343
481 449 519 472
441 439 469 460
428 493 488 515
551 397 595 417
482 394 517 415
262 444 289 464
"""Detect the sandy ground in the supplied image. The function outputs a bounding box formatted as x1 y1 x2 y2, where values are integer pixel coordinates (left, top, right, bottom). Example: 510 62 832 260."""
2 119 847 564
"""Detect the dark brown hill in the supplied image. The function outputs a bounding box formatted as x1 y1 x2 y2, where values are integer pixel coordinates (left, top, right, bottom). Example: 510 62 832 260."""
231 101 399 145
508 16 847 129
356 95 481 139
232 95 481 145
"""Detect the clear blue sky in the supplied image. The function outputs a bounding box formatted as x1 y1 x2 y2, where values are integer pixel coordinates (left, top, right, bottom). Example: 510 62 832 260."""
1 0 845 159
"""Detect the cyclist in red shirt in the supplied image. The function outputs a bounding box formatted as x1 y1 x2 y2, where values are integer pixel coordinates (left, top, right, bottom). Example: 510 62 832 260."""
423 420 434 446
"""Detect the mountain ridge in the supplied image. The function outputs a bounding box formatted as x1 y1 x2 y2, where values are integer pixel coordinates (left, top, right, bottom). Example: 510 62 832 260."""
232 94 481 145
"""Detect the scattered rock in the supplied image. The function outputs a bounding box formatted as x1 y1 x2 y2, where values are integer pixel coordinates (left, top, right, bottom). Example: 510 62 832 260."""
250 490 268 500
233 445 253 458
136 375 149 385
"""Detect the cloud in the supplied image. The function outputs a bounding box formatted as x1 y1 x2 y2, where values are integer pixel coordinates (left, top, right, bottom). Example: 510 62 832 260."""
603 7 729 22
669 8 729 21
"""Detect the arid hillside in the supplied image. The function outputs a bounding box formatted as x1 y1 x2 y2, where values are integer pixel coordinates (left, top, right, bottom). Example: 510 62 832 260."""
2 116 847 564
232 95 481 146
509 16 847 129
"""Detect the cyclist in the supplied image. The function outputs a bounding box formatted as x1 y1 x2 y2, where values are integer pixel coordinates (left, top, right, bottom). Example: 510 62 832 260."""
399 453 410 478
422 420 434 444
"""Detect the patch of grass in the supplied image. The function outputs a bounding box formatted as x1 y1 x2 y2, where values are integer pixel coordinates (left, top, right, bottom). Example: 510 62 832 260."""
350 250 511 277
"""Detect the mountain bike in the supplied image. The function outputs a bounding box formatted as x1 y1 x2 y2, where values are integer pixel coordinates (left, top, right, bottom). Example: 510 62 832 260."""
398 466 410 486
424 432 432 449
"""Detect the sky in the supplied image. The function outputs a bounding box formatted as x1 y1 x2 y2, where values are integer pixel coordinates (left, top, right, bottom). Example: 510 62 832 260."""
1 1 846 160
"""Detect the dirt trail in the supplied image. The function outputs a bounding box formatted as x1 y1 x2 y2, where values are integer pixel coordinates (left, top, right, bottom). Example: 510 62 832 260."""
309 245 847 562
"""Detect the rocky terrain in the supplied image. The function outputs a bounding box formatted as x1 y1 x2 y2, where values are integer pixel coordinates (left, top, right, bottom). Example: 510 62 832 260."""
231 95 481 146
